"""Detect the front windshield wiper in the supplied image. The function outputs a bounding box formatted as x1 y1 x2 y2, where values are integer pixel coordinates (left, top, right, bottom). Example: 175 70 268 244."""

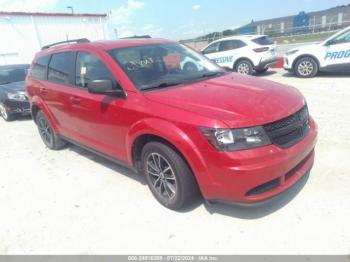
0 82 11 85
200 71 225 78
140 81 183 91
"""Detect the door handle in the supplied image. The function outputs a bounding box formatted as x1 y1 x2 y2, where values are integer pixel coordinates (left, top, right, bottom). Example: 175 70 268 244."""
70 96 81 105
39 88 47 95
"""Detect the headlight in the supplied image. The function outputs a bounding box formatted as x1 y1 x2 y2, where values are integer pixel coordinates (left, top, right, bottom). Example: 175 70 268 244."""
200 126 271 151
286 49 299 56
7 93 26 101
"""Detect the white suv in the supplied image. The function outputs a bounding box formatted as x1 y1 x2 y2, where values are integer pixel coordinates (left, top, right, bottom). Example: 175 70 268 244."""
284 26 350 78
201 35 278 75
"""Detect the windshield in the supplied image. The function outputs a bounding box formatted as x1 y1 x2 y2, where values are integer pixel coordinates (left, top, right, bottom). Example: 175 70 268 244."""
108 43 225 90
0 68 28 85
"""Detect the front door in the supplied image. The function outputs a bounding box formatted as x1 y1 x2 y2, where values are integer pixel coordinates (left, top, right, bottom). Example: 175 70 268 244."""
68 51 128 161
322 29 350 70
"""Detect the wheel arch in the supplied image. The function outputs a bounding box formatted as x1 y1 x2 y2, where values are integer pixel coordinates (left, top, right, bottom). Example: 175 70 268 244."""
233 57 254 70
132 134 187 172
31 104 40 123
126 118 211 195
30 96 59 132
292 54 320 70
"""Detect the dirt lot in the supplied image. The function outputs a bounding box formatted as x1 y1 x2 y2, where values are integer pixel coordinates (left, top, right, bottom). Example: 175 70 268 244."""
0 69 349 254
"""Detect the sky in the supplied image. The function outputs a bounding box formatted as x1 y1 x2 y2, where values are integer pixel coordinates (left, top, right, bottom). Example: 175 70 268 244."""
0 0 350 39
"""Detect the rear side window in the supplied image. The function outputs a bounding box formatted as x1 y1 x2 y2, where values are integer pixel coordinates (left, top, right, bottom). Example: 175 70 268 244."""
252 36 274 46
31 56 50 80
219 40 246 51
75 52 115 88
48 52 73 84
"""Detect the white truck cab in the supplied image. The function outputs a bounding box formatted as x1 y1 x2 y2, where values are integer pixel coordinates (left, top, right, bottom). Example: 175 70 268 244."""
201 35 278 75
284 26 350 77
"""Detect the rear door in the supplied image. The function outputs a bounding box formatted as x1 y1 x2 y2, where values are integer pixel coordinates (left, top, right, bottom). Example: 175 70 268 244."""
202 41 221 62
45 52 77 136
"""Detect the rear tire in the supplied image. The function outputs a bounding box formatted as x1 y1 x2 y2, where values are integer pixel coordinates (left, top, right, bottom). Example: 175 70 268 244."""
235 60 254 75
0 103 15 121
36 111 67 150
141 142 199 210
294 57 318 78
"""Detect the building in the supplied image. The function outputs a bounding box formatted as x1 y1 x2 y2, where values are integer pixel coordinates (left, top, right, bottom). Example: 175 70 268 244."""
238 4 350 36
0 12 108 65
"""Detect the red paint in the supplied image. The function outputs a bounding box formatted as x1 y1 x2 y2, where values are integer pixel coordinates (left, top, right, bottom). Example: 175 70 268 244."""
271 57 284 68
26 39 317 204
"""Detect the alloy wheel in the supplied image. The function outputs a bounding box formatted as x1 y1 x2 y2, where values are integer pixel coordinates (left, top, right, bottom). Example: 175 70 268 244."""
146 153 177 200
0 103 8 120
298 60 314 77
237 63 250 75
38 117 54 146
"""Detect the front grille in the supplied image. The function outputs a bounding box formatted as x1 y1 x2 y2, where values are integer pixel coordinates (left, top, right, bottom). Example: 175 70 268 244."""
263 105 310 148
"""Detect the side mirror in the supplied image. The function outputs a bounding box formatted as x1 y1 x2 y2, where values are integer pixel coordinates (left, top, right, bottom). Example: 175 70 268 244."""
325 39 335 46
88 79 125 98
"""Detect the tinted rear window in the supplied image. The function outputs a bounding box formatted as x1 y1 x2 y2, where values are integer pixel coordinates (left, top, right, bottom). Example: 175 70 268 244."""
31 55 50 80
252 36 274 46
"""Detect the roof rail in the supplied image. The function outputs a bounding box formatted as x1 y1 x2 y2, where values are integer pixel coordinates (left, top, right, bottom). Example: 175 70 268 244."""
120 35 151 39
41 38 90 50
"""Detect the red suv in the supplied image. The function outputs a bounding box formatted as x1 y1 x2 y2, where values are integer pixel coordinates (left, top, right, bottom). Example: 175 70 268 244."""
26 38 317 210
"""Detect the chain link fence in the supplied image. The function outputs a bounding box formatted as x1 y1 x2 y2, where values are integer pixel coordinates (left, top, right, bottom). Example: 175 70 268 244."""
182 20 350 51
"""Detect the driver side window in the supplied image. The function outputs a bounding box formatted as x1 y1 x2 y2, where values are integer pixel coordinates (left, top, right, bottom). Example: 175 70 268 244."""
203 42 220 54
75 52 115 89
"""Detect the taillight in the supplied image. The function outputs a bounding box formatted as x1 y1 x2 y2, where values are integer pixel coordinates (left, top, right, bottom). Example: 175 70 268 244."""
253 47 269 52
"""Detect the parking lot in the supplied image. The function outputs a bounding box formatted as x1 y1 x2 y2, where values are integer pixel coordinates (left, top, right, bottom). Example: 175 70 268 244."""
0 69 349 254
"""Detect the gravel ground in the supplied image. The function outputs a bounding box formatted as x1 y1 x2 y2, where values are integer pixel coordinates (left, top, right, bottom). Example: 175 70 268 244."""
0 69 349 254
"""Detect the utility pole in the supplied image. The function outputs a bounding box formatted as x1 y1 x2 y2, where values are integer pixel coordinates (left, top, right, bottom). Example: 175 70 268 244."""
67 6 74 14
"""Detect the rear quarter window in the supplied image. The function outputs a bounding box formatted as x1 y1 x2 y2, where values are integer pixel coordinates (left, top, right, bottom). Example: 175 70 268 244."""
31 55 50 80
252 36 274 46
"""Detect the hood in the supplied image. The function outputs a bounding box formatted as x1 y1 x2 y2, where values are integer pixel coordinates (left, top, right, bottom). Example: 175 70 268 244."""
144 73 305 128
0 81 26 93
291 42 321 53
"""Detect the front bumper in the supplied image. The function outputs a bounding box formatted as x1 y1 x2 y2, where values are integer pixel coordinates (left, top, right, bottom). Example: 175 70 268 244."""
3 99 31 115
255 56 279 70
198 117 317 204
283 56 293 70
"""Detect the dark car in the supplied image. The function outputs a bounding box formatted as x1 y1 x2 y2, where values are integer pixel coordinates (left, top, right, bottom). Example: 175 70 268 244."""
0 64 30 121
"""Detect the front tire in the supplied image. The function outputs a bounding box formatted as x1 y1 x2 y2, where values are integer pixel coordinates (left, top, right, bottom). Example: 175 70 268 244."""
235 60 254 75
294 57 318 78
0 103 15 121
141 142 199 210
36 111 67 150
